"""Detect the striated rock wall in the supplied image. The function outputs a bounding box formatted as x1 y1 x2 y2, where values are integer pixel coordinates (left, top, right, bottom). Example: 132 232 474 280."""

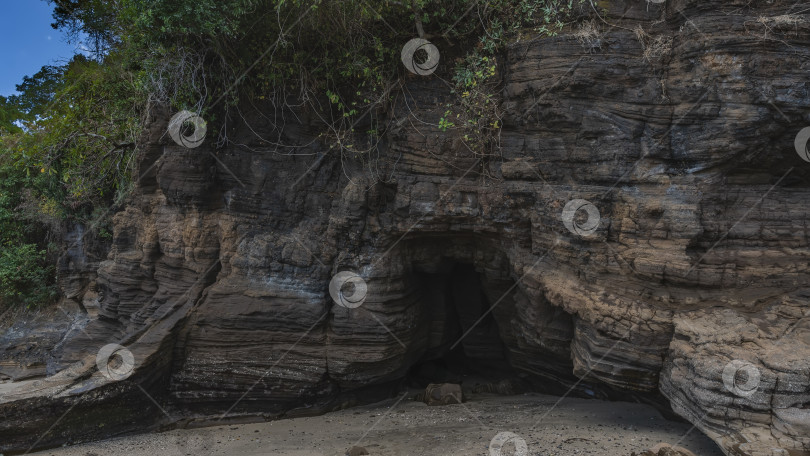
2 0 810 454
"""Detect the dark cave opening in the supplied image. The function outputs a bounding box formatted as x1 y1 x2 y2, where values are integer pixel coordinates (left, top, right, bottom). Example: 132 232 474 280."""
406 262 520 389
403 258 677 415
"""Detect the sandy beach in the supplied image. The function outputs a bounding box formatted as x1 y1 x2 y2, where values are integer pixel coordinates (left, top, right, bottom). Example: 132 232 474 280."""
30 391 724 456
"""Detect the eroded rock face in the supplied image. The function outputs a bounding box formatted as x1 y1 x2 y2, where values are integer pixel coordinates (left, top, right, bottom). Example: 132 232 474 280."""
1 0 809 454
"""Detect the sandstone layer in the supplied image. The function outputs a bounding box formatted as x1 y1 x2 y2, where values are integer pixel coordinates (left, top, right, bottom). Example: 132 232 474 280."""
1 1 809 455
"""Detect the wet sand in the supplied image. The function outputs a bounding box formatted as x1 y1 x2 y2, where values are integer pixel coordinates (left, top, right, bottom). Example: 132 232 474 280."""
31 392 724 456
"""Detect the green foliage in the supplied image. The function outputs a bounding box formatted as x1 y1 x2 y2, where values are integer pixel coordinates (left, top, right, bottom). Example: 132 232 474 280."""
444 0 590 154
122 0 414 118
3 53 141 210
0 44 139 309
438 111 456 132
35 0 595 165
48 0 121 56
0 96 25 134
9 65 64 118
41 0 595 154
108 0 592 156
0 243 56 308
0 164 58 308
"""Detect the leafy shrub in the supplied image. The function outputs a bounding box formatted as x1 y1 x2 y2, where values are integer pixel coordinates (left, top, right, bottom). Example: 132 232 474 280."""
0 163 59 309
0 243 56 308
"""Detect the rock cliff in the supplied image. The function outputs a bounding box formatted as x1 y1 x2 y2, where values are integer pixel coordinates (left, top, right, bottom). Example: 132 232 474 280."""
1 0 809 454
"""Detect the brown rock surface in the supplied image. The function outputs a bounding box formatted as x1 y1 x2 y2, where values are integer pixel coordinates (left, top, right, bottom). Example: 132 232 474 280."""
421 383 464 406
1 1 810 455
346 445 370 456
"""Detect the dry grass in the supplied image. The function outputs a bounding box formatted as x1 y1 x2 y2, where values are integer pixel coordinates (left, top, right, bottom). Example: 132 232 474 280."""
634 25 673 63
757 14 805 28
749 14 805 42
574 19 602 51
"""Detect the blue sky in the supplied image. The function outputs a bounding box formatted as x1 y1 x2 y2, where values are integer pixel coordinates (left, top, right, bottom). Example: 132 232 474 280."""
0 1 82 96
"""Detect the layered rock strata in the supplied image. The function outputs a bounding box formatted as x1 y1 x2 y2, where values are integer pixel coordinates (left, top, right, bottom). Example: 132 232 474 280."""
1 1 810 454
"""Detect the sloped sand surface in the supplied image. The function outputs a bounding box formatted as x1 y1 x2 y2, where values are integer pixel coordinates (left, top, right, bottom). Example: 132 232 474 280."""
31 392 724 456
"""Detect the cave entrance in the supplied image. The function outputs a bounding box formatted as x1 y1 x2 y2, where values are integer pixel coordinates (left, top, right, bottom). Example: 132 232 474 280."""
407 262 518 388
